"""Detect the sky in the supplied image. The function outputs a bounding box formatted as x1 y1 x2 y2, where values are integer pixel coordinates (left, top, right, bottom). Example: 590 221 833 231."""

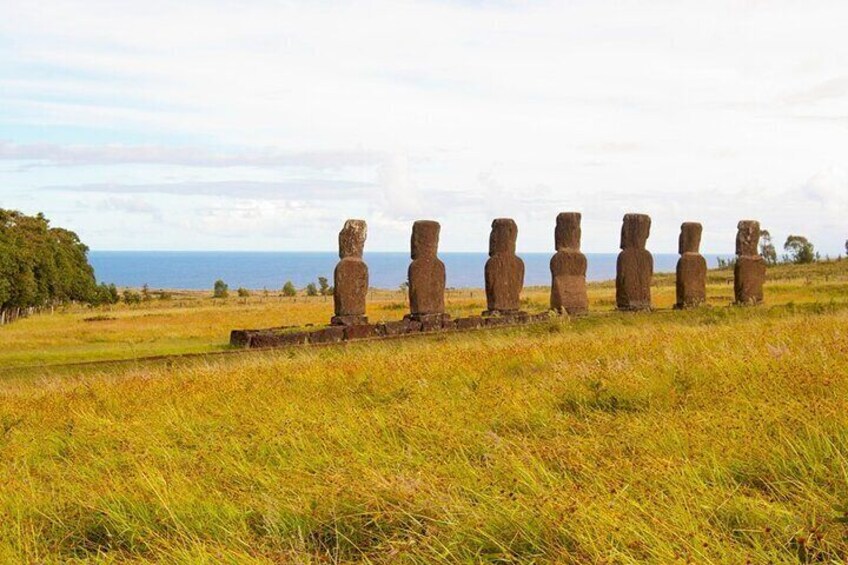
1 0 847 254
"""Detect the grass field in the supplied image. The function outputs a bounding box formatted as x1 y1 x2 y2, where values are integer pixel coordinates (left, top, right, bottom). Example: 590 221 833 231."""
1 260 847 562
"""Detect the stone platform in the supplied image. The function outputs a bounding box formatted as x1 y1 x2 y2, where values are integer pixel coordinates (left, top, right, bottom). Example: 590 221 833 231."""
230 311 553 349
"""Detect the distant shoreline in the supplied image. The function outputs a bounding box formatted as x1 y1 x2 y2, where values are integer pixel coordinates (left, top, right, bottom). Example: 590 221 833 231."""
88 251 734 291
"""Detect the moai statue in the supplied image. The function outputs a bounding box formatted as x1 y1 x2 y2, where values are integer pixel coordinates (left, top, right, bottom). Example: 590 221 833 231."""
616 213 653 311
331 219 369 325
734 220 765 305
550 212 588 315
407 220 447 322
675 222 707 308
484 218 525 316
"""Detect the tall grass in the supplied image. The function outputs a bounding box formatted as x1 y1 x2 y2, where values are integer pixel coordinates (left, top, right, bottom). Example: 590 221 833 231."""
0 261 847 562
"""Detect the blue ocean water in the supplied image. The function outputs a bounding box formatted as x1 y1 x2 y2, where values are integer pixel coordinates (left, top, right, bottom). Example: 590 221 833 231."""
88 251 728 290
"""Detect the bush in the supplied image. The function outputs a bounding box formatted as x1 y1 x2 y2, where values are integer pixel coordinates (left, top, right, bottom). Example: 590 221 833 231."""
237 287 250 298
92 283 120 306
122 290 142 305
306 282 318 297
213 279 229 299
282 281 297 297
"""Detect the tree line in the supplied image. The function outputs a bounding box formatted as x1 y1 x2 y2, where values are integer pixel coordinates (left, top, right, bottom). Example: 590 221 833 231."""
212 277 333 298
0 209 119 324
717 231 841 268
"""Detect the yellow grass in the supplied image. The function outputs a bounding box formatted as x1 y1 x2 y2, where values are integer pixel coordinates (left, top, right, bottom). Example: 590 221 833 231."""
0 260 847 562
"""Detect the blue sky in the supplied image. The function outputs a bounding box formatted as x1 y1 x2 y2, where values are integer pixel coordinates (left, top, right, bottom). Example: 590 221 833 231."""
1 0 847 253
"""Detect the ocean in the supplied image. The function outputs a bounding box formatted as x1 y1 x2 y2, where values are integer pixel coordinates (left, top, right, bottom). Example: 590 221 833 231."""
88 251 729 291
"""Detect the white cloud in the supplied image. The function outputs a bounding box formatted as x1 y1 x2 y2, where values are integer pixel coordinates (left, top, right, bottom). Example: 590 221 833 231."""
1 0 847 253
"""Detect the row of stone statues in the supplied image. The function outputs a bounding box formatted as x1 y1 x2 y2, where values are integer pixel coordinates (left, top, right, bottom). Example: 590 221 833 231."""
331 215 766 325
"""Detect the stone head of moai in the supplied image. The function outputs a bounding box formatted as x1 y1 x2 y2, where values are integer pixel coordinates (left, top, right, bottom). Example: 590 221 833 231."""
489 218 518 256
555 212 582 251
679 222 703 255
620 213 651 250
411 220 440 259
338 219 367 258
735 220 760 257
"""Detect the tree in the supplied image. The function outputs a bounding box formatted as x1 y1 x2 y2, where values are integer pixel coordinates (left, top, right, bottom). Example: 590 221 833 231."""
318 276 330 296
759 229 777 265
306 282 318 296
213 279 229 298
783 235 815 264
237 287 250 297
123 289 142 305
282 281 297 297
92 283 120 306
1 209 100 323
141 283 152 301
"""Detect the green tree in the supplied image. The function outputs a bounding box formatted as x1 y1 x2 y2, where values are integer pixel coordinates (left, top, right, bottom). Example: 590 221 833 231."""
283 281 297 296
123 290 142 305
92 283 120 305
213 279 229 298
306 282 318 296
783 235 815 264
318 276 330 296
237 287 250 297
1 209 99 323
282 281 297 297
759 229 777 265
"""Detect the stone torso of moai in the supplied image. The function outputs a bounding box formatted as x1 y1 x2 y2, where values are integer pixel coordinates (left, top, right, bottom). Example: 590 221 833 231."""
734 220 765 305
616 213 653 311
331 219 369 326
407 220 447 322
484 218 525 315
675 222 707 309
550 212 588 315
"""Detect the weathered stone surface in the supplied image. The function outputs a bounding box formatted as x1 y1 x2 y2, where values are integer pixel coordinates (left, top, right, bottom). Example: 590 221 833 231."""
230 330 250 347
330 314 368 326
484 315 512 327
550 212 588 315
308 326 345 344
408 220 446 318
531 312 553 323
343 324 379 340
454 316 483 330
378 320 410 336
251 330 309 348
404 312 450 332
616 214 653 311
333 219 369 325
735 220 760 257
734 219 765 305
675 222 707 309
735 257 766 305
484 218 525 315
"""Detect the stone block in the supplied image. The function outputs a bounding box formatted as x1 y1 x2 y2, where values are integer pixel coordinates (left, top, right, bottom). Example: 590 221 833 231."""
308 326 345 344
343 324 379 341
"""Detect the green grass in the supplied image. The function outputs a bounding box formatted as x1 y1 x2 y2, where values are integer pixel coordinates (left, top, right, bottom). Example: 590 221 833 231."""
1 261 847 562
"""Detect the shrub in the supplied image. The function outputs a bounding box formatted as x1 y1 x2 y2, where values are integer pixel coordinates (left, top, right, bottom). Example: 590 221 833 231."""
282 281 297 297
122 290 142 305
237 287 250 298
213 279 229 299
